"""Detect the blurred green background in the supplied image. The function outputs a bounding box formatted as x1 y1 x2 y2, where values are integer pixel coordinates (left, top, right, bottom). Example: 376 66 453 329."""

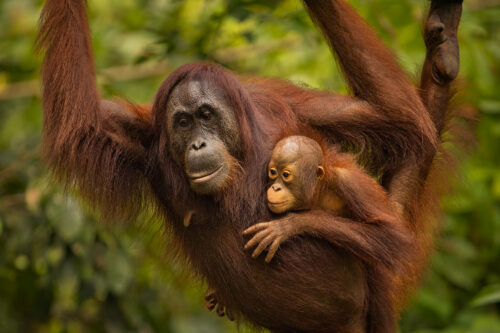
0 0 499 332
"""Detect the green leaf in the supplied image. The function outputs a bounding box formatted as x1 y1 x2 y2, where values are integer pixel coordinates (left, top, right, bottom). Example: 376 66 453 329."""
479 100 500 115
471 285 500 307
46 196 84 242
105 251 132 295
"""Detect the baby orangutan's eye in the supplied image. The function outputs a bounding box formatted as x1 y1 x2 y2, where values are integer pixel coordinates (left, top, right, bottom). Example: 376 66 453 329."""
282 171 291 179
269 168 278 179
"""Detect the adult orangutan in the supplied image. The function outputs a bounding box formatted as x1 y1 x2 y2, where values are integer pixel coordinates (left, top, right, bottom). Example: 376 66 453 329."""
37 0 463 332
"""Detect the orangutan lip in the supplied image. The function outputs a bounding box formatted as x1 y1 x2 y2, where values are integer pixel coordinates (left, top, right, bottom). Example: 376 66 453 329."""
189 165 223 183
268 201 288 206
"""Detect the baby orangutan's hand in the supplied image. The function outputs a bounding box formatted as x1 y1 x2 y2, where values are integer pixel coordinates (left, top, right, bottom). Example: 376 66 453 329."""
243 214 300 263
205 290 234 321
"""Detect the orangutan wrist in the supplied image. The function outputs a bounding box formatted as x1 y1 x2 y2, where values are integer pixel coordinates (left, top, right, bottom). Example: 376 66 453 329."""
285 213 310 235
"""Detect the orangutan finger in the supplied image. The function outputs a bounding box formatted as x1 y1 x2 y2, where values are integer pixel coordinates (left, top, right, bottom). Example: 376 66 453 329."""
265 238 282 263
252 235 274 258
226 309 235 321
216 304 225 317
207 301 216 311
244 229 271 250
242 222 270 235
204 291 216 301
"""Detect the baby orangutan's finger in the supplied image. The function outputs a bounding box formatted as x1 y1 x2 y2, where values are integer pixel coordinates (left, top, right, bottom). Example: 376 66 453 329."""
244 229 271 250
242 222 270 236
252 235 275 259
265 237 282 263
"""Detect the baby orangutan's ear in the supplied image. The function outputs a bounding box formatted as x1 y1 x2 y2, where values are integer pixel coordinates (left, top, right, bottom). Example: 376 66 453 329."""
317 165 325 178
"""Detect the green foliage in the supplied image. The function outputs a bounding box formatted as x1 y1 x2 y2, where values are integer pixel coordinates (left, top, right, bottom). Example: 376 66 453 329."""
0 0 499 332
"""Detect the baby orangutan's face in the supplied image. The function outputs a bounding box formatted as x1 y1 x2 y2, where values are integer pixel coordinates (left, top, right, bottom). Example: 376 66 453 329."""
267 136 325 214
267 161 298 213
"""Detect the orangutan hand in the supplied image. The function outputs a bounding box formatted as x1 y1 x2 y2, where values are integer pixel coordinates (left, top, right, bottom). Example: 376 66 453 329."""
243 214 300 263
205 290 234 321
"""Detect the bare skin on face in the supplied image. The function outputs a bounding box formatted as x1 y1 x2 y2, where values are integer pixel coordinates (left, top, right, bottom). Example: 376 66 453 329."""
266 136 326 214
166 80 241 196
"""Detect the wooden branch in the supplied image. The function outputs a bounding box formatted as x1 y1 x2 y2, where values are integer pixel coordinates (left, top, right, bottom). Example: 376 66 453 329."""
0 80 40 100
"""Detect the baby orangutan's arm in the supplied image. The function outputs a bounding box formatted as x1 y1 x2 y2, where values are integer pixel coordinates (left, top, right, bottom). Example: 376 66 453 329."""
243 210 413 269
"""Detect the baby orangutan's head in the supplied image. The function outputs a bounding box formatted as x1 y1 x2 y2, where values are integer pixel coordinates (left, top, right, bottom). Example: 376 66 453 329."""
267 136 325 214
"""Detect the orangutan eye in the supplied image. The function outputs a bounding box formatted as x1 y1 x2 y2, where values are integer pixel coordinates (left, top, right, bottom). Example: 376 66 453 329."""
178 118 189 127
282 171 291 179
199 105 214 122
269 168 278 178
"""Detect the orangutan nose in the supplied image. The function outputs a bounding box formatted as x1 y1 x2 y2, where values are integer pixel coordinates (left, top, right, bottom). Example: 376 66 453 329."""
272 184 282 192
191 140 207 151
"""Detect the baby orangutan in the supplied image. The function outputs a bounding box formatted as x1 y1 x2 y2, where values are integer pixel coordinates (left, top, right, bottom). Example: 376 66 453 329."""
244 135 402 263
265 136 343 215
